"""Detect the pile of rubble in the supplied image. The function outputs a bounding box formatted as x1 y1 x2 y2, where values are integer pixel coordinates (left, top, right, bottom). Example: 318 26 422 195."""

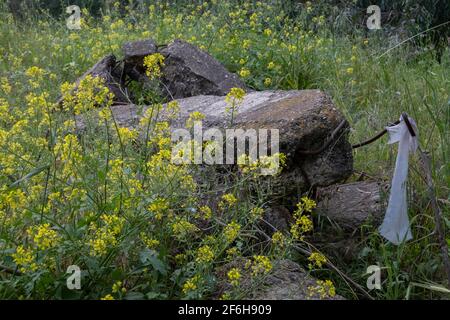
69 38 386 299
63 38 246 105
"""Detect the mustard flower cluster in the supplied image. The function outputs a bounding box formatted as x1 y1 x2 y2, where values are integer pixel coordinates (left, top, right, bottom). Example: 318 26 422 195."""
27 223 60 250
88 214 125 256
308 280 336 299
227 267 241 286
308 252 327 270
143 53 165 80
290 197 315 240
250 255 273 276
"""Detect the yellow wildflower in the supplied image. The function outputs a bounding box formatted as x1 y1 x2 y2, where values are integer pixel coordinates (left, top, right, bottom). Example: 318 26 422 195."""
220 292 231 300
171 218 199 240
140 232 160 249
196 245 214 263
225 87 245 123
298 196 316 213
219 193 237 209
1 77 11 94
112 281 126 294
166 100 180 117
239 68 250 78
290 215 313 240
12 246 38 273
27 223 60 250
116 127 138 144
175 253 186 265
148 197 169 220
199 205 212 220
271 231 285 247
227 267 241 286
308 279 336 299
308 252 327 269
182 275 200 294
62 75 113 114
224 221 241 243
186 111 205 128
225 87 246 104
143 53 165 80
250 207 264 220
258 153 287 175
88 214 125 256
226 247 239 259
25 66 45 78
251 255 272 276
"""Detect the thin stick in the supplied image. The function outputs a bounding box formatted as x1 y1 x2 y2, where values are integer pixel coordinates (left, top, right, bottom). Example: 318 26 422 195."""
297 120 348 155
352 120 400 149
376 21 450 59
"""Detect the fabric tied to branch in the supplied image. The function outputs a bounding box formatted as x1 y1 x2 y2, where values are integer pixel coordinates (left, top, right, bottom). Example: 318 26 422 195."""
378 115 418 245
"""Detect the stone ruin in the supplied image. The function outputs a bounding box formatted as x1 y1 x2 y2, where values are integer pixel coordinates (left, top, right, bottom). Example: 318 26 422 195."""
68 38 387 299
73 38 354 195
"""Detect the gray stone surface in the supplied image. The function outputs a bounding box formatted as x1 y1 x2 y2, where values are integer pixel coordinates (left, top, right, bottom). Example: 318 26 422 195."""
250 260 344 300
122 39 158 82
160 39 246 99
123 38 158 62
120 38 245 100
161 90 353 195
316 181 385 230
262 206 293 233
216 259 343 300
76 90 353 197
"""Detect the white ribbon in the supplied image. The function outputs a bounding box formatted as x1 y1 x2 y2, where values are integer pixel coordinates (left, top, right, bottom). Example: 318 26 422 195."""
378 115 418 245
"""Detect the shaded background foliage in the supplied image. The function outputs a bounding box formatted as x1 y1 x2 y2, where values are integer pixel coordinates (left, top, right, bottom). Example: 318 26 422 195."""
6 0 450 28
6 0 449 49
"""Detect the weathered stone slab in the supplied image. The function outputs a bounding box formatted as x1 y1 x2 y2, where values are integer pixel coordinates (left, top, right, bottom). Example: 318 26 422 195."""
160 39 246 98
316 181 386 230
76 90 353 198
160 90 353 195
261 206 293 233
123 38 158 63
122 39 158 82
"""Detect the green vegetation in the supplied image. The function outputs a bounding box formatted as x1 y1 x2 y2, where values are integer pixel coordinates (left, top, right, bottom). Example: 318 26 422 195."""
0 1 448 300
